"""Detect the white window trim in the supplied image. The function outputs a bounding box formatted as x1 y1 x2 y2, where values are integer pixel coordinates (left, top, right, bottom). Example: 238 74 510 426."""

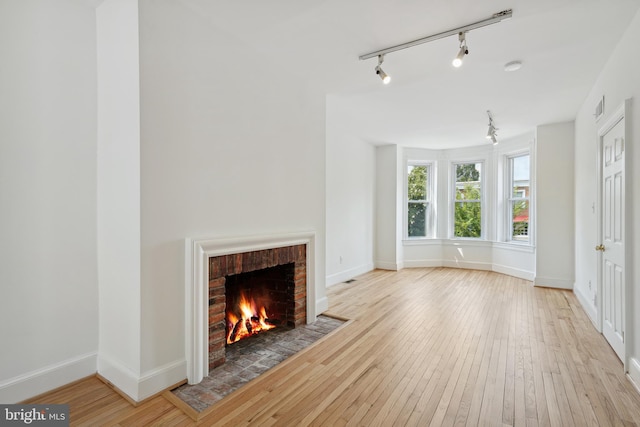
450 160 485 240
404 161 435 239
505 151 533 245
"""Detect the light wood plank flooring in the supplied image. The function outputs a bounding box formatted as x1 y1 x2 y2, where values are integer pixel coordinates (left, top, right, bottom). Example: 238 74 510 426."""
25 268 640 426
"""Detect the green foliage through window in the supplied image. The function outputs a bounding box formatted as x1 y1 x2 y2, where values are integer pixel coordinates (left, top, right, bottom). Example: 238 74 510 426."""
454 163 482 238
408 165 429 237
456 163 480 182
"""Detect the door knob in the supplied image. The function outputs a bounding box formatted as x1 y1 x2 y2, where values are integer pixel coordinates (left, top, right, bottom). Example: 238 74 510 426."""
595 244 605 252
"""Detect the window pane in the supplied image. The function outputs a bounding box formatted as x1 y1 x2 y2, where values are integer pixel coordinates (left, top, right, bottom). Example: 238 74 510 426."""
456 163 481 202
512 155 530 198
454 202 481 237
408 202 427 237
508 154 530 243
456 182 481 201
456 163 481 182
512 200 529 241
408 165 428 201
454 162 482 238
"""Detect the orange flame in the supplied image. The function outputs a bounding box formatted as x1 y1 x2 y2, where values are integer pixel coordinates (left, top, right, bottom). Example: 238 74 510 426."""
226 292 275 344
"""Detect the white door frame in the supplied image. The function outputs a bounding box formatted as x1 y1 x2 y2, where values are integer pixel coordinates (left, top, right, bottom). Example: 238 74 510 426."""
596 99 631 370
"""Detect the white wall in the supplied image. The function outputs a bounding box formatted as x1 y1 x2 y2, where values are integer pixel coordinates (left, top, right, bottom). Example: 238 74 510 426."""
137 0 326 394
1 0 329 404
375 145 403 270
535 122 575 289
326 98 376 286
574 8 640 385
0 0 98 402
96 0 143 400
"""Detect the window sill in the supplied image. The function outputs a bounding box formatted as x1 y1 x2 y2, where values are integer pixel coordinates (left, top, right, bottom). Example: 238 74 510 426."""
493 241 535 253
443 239 492 248
403 238 442 246
403 238 536 253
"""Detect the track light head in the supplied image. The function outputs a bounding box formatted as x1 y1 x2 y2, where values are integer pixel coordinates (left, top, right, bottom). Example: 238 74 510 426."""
452 32 468 68
486 124 496 139
376 66 391 84
452 46 468 67
486 110 498 144
375 55 391 84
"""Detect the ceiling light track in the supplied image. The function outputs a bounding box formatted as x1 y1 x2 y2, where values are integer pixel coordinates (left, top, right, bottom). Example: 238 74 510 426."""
358 9 512 61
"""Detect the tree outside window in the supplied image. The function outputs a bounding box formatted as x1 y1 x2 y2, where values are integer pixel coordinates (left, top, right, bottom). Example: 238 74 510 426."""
454 162 482 238
407 164 431 238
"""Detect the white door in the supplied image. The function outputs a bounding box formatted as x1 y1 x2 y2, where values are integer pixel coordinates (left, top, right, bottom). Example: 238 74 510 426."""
599 116 625 361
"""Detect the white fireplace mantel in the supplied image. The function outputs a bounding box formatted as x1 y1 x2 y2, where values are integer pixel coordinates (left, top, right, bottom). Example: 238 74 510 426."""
184 231 317 384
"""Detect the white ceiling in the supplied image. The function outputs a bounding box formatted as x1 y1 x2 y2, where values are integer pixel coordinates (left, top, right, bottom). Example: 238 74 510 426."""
189 0 640 148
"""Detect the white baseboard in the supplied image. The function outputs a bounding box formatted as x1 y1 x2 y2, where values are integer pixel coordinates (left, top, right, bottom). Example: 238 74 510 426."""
573 284 598 329
326 263 374 287
534 276 573 289
138 359 187 401
98 355 187 402
403 259 443 268
375 261 402 271
316 296 329 316
628 358 640 394
0 352 97 403
442 260 491 271
394 259 534 281
492 263 535 281
97 354 140 401
378 259 534 275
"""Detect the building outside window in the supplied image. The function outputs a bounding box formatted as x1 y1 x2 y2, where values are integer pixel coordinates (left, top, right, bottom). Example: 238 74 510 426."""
507 153 530 243
407 163 433 238
453 162 482 238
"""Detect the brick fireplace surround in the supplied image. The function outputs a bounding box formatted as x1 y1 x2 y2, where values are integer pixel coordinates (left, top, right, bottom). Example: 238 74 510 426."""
185 232 316 385
208 245 307 370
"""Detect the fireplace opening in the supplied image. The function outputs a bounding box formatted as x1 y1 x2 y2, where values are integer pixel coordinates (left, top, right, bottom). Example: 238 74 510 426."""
225 263 294 344
208 244 307 370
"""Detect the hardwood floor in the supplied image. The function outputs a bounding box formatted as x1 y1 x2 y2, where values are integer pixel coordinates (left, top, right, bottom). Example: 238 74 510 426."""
25 268 640 426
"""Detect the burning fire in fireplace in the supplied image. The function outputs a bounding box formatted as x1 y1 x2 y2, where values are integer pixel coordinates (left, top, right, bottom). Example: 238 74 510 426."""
226 292 276 344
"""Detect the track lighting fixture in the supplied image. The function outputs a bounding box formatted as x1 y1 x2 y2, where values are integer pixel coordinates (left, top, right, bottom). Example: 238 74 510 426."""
452 32 468 68
375 55 391 84
358 9 512 75
486 124 496 139
486 110 498 145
